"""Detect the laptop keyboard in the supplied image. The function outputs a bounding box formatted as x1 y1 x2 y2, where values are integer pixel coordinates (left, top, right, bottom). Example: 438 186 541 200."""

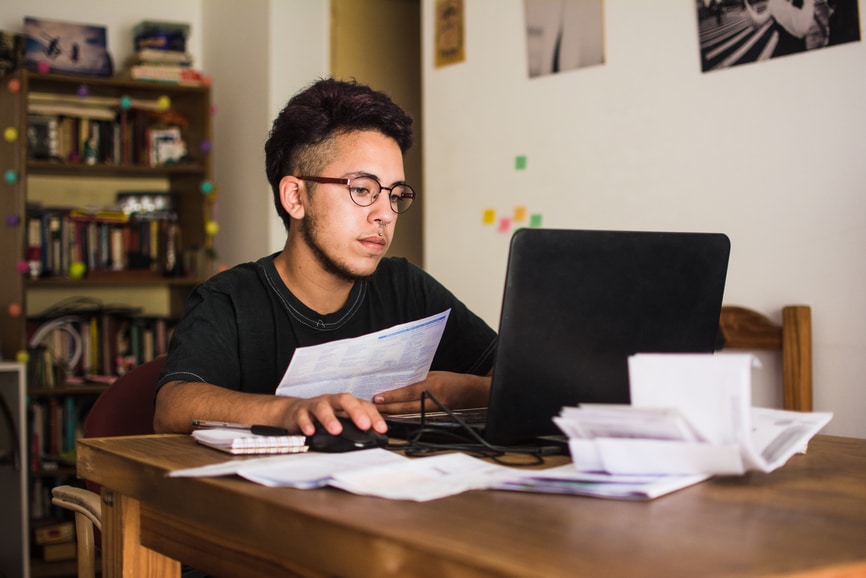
420 407 488 426
387 407 488 426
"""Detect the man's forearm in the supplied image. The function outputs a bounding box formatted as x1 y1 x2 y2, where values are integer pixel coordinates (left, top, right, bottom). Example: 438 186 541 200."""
153 380 295 434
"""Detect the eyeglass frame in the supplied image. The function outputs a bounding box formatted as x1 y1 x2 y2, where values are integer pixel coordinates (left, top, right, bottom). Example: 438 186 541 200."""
298 175 417 214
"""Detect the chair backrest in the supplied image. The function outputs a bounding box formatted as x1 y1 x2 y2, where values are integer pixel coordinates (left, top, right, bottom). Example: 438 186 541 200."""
718 305 812 411
81 355 164 497
82 355 164 439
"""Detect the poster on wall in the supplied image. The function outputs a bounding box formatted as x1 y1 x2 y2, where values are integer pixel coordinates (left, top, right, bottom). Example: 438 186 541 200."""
435 0 465 68
524 0 605 78
697 0 861 72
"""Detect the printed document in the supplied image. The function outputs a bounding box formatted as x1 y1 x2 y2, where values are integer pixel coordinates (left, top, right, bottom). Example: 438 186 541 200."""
275 309 450 400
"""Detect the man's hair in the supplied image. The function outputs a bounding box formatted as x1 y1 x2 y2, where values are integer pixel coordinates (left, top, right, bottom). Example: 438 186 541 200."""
264 78 414 230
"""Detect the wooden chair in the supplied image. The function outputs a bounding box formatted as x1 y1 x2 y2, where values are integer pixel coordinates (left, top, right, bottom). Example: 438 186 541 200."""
717 305 812 411
51 355 165 578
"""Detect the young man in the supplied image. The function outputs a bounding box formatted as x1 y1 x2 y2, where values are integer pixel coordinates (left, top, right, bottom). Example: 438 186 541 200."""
153 78 497 438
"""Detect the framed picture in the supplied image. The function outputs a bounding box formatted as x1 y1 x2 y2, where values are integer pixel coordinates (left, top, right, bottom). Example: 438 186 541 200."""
24 16 112 77
697 0 862 73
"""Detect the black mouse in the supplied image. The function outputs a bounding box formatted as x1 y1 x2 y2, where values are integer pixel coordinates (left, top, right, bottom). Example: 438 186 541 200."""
306 416 388 453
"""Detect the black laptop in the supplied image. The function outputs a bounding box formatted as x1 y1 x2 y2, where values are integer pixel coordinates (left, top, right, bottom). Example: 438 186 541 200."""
386 228 731 447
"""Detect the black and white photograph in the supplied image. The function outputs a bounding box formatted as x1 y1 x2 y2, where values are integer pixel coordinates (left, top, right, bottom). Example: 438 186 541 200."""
697 0 862 72
524 0 605 78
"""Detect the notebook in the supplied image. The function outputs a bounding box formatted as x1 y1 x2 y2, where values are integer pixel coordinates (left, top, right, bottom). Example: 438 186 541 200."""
386 228 731 447
192 428 309 455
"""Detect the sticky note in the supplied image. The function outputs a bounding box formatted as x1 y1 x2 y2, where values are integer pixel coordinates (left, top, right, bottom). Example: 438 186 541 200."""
483 209 496 224
515 155 527 170
498 217 511 233
513 206 527 222
529 213 543 228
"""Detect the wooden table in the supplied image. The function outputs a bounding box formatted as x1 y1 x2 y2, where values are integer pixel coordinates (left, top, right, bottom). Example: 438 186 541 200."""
77 434 866 578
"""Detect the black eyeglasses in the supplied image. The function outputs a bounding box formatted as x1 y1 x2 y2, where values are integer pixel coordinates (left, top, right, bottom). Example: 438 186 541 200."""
299 175 416 214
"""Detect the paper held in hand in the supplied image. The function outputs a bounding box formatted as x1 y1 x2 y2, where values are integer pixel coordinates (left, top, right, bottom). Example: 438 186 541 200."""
556 353 833 476
275 310 451 400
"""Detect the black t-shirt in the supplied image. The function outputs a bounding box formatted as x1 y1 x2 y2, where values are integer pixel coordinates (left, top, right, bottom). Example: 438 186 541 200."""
158 255 497 396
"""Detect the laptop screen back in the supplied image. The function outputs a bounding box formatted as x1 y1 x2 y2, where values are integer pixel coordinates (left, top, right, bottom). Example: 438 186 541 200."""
484 228 731 446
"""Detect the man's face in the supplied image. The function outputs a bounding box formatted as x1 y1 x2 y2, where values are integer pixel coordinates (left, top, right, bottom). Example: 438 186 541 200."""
298 130 405 282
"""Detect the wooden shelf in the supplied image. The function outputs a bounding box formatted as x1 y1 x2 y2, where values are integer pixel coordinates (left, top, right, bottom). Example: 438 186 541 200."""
28 384 109 397
0 70 213 576
27 159 206 177
27 274 203 288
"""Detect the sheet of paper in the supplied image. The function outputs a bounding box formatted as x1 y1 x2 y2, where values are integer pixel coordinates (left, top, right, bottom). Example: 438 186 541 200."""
169 448 408 488
493 464 709 500
329 452 515 501
275 309 451 400
237 448 408 488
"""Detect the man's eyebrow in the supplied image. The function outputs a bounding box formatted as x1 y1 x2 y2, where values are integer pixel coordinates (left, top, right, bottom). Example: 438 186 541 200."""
353 171 408 186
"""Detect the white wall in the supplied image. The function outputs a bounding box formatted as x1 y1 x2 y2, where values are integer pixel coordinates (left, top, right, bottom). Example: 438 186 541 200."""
200 0 329 267
265 1 330 255
422 0 866 438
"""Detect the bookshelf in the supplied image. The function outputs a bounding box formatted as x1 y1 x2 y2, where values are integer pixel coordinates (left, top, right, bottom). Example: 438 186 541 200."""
0 70 213 576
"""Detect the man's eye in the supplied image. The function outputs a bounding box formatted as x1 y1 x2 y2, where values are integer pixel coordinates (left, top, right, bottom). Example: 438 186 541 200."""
350 186 372 196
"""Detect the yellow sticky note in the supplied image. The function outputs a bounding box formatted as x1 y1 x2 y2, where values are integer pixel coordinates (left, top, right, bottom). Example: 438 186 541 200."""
482 209 496 224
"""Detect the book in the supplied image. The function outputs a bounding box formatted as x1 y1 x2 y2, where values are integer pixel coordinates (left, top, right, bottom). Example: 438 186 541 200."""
128 64 207 85
33 520 74 544
192 428 309 455
39 540 77 562
130 48 194 66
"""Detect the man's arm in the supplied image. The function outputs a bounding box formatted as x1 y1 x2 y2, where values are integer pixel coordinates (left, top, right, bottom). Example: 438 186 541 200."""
372 371 492 414
154 380 388 436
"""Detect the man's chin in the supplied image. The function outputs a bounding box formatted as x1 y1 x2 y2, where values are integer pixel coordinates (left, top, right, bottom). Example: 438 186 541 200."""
329 256 381 283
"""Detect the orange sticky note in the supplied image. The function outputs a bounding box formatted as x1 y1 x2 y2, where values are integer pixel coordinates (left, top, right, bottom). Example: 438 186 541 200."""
513 206 527 222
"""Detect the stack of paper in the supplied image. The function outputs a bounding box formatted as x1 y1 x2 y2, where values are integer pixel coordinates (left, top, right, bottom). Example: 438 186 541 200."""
556 354 833 476
171 447 706 501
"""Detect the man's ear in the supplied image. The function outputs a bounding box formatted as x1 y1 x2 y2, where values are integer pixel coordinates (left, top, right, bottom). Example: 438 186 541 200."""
279 176 305 219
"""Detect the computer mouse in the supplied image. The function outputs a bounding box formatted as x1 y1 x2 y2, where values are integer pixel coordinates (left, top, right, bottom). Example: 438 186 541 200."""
306 416 388 453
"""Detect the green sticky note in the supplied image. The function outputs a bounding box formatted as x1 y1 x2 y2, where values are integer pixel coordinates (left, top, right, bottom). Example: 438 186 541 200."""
515 155 527 170
529 213 543 228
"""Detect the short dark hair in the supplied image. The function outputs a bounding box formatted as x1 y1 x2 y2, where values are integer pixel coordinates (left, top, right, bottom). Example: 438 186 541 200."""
264 78 414 230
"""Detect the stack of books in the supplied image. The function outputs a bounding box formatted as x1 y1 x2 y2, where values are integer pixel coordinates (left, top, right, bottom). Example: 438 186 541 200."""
125 20 207 85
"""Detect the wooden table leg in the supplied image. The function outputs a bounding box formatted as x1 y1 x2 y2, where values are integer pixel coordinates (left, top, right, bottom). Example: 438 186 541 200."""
101 489 181 578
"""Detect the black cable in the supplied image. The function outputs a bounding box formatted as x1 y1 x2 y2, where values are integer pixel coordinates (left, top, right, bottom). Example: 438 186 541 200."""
386 390 546 466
